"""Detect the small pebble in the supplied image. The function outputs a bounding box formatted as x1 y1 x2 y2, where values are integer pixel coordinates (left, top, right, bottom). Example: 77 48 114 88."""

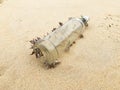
73 41 76 44
79 34 84 38
109 24 111 27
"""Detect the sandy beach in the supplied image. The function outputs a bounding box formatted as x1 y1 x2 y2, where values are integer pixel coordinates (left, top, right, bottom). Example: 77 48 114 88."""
0 0 120 90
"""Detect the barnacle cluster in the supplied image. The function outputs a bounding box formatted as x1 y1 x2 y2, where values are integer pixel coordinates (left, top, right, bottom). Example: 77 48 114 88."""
30 37 43 58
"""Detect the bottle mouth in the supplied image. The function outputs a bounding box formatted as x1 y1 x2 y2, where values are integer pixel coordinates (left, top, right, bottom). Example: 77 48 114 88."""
81 16 89 27
83 16 89 22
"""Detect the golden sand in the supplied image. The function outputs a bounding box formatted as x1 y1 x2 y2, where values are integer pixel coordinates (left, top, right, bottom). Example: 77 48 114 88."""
0 0 120 90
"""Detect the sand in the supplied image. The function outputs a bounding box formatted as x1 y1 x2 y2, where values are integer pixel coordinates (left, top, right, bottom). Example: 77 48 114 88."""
0 0 120 90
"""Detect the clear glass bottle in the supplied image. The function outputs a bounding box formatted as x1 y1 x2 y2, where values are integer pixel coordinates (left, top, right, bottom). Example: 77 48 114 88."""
31 16 89 68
